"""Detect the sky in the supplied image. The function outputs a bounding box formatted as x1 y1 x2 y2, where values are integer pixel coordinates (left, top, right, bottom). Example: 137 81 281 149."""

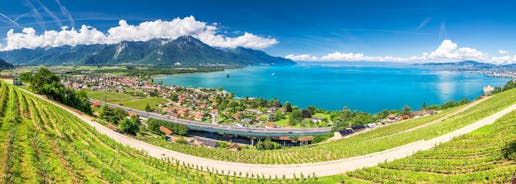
1 0 516 64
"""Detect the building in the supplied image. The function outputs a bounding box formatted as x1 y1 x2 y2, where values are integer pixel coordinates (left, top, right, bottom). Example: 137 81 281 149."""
159 126 174 141
193 136 218 148
483 85 495 95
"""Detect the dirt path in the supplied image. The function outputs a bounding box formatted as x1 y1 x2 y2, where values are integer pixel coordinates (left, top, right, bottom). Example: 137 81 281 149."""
23 88 515 178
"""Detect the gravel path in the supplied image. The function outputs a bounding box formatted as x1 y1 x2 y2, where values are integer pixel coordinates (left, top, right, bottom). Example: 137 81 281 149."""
27 88 515 178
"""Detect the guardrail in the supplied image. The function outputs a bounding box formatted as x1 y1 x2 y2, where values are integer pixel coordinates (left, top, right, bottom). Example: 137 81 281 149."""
92 100 332 137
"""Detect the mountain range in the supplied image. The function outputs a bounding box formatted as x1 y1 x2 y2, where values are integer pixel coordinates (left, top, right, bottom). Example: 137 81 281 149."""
421 60 515 69
0 58 14 70
0 36 295 66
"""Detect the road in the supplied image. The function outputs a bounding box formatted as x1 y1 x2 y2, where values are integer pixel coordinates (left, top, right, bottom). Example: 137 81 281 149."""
31 90 515 178
93 100 332 137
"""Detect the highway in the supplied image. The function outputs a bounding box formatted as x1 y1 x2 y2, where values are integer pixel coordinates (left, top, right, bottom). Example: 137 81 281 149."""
93 100 332 137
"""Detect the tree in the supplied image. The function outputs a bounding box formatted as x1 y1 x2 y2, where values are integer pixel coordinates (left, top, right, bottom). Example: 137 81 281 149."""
421 102 427 110
291 110 303 120
113 108 128 122
145 104 153 112
169 94 179 101
285 101 292 112
21 68 92 114
306 106 317 114
29 68 61 94
100 105 117 124
255 138 281 150
376 109 389 119
441 100 457 109
301 110 312 118
19 72 33 83
402 105 411 115
119 116 140 135
332 118 349 131
273 110 284 121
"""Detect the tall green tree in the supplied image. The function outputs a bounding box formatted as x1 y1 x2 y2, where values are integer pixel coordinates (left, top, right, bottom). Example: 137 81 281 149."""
145 104 153 112
120 116 140 135
285 101 292 112
402 105 411 115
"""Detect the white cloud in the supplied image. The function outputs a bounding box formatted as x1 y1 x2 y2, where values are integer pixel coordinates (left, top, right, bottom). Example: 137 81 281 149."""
420 39 488 62
286 39 516 64
0 16 277 51
498 50 509 55
285 54 318 61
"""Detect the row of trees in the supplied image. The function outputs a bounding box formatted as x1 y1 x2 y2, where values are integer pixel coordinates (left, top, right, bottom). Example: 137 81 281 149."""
146 118 189 136
255 138 282 150
20 68 92 114
99 105 140 134
100 105 128 124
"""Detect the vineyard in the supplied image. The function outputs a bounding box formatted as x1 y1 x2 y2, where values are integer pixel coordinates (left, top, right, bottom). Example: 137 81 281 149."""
0 81 319 183
329 110 516 183
138 88 516 164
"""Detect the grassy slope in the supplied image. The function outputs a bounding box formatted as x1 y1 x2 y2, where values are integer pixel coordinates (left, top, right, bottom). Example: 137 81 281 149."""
139 88 515 164
320 110 516 183
0 82 317 183
86 91 137 101
115 98 169 111
87 91 169 111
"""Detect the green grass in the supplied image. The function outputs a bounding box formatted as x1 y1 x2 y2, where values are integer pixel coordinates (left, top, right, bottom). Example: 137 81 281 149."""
321 110 516 183
137 88 516 164
86 91 138 102
0 81 326 183
2 80 513 183
86 91 169 111
116 97 169 111
312 113 330 119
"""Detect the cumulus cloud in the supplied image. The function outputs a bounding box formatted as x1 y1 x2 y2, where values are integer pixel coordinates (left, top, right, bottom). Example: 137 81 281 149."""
286 39 516 64
420 39 487 62
285 54 318 61
0 16 277 51
498 50 509 55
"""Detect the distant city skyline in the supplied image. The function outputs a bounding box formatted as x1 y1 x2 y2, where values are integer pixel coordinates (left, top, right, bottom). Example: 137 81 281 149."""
1 0 516 64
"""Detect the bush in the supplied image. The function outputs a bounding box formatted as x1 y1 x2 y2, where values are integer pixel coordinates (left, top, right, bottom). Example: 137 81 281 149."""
255 138 282 150
119 116 140 135
312 134 332 144
217 141 230 148
502 142 516 160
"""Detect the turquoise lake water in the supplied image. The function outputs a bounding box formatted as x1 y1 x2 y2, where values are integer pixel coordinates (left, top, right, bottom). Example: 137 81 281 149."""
155 62 510 113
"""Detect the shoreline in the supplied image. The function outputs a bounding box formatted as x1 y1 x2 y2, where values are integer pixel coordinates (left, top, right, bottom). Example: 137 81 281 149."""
152 65 511 113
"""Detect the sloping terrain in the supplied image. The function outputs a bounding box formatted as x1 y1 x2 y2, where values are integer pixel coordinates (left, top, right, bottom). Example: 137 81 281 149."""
334 111 515 183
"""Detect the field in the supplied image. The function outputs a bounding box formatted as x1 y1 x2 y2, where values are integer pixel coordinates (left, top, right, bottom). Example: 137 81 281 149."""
138 88 516 164
1 80 514 183
0 81 317 183
86 91 137 101
321 110 516 183
87 91 169 111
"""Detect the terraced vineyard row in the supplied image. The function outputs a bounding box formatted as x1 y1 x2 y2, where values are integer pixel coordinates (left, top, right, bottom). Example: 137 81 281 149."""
138 88 516 164
334 110 516 183
0 81 318 183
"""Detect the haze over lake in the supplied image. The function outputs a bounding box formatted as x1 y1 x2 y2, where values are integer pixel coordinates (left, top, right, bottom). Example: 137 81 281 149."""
155 62 509 113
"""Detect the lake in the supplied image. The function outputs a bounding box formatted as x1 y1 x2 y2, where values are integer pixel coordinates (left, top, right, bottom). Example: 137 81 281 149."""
155 62 510 113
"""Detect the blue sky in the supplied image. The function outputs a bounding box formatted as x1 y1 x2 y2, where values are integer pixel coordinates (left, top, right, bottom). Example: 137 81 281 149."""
1 0 516 63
